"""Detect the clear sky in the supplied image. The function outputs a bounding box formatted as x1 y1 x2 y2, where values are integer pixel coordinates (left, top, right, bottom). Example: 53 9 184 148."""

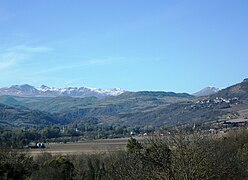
0 0 248 93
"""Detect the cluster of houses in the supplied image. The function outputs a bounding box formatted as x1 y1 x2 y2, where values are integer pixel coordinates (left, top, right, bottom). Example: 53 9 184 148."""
188 97 239 110
196 97 239 105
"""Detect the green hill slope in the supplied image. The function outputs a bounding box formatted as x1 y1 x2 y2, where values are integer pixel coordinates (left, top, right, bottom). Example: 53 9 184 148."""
0 103 65 127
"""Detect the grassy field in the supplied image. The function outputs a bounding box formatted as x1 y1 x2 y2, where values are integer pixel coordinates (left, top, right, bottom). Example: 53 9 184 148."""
26 137 143 156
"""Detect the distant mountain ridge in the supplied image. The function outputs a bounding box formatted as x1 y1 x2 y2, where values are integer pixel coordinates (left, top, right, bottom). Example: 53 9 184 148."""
193 86 221 97
0 84 224 98
1 78 248 127
0 84 125 98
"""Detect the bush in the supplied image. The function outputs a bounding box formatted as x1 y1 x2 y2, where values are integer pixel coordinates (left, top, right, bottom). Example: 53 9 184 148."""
31 156 74 180
0 148 36 180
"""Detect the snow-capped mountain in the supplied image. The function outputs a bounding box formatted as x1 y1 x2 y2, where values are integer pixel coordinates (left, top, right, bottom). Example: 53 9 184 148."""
0 84 125 98
192 86 221 97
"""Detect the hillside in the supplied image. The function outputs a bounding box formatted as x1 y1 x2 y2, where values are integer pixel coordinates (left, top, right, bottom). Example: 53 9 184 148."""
0 91 194 126
0 103 65 127
24 96 99 113
59 79 248 126
209 78 248 119
212 78 248 100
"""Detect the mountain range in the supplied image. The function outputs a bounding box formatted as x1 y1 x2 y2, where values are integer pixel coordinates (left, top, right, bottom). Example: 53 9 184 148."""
0 79 247 128
0 84 125 98
0 84 221 98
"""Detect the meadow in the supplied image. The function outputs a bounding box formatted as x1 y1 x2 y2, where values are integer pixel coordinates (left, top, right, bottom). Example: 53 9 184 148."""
27 137 143 156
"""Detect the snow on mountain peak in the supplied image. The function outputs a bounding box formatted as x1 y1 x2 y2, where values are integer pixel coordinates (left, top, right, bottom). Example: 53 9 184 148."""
0 84 125 98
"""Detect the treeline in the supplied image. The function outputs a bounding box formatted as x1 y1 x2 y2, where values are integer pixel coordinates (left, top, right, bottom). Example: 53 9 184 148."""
0 124 155 148
1 129 248 179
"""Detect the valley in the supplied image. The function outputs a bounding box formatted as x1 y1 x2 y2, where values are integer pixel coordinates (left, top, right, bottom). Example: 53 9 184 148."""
1 79 248 129
0 78 248 150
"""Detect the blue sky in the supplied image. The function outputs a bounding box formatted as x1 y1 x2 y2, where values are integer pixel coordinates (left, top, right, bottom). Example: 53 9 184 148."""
0 0 248 93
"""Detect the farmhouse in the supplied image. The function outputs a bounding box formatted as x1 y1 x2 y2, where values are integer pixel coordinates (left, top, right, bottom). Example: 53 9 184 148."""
28 142 46 149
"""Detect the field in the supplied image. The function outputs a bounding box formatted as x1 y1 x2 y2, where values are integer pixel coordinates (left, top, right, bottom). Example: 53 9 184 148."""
26 137 143 156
